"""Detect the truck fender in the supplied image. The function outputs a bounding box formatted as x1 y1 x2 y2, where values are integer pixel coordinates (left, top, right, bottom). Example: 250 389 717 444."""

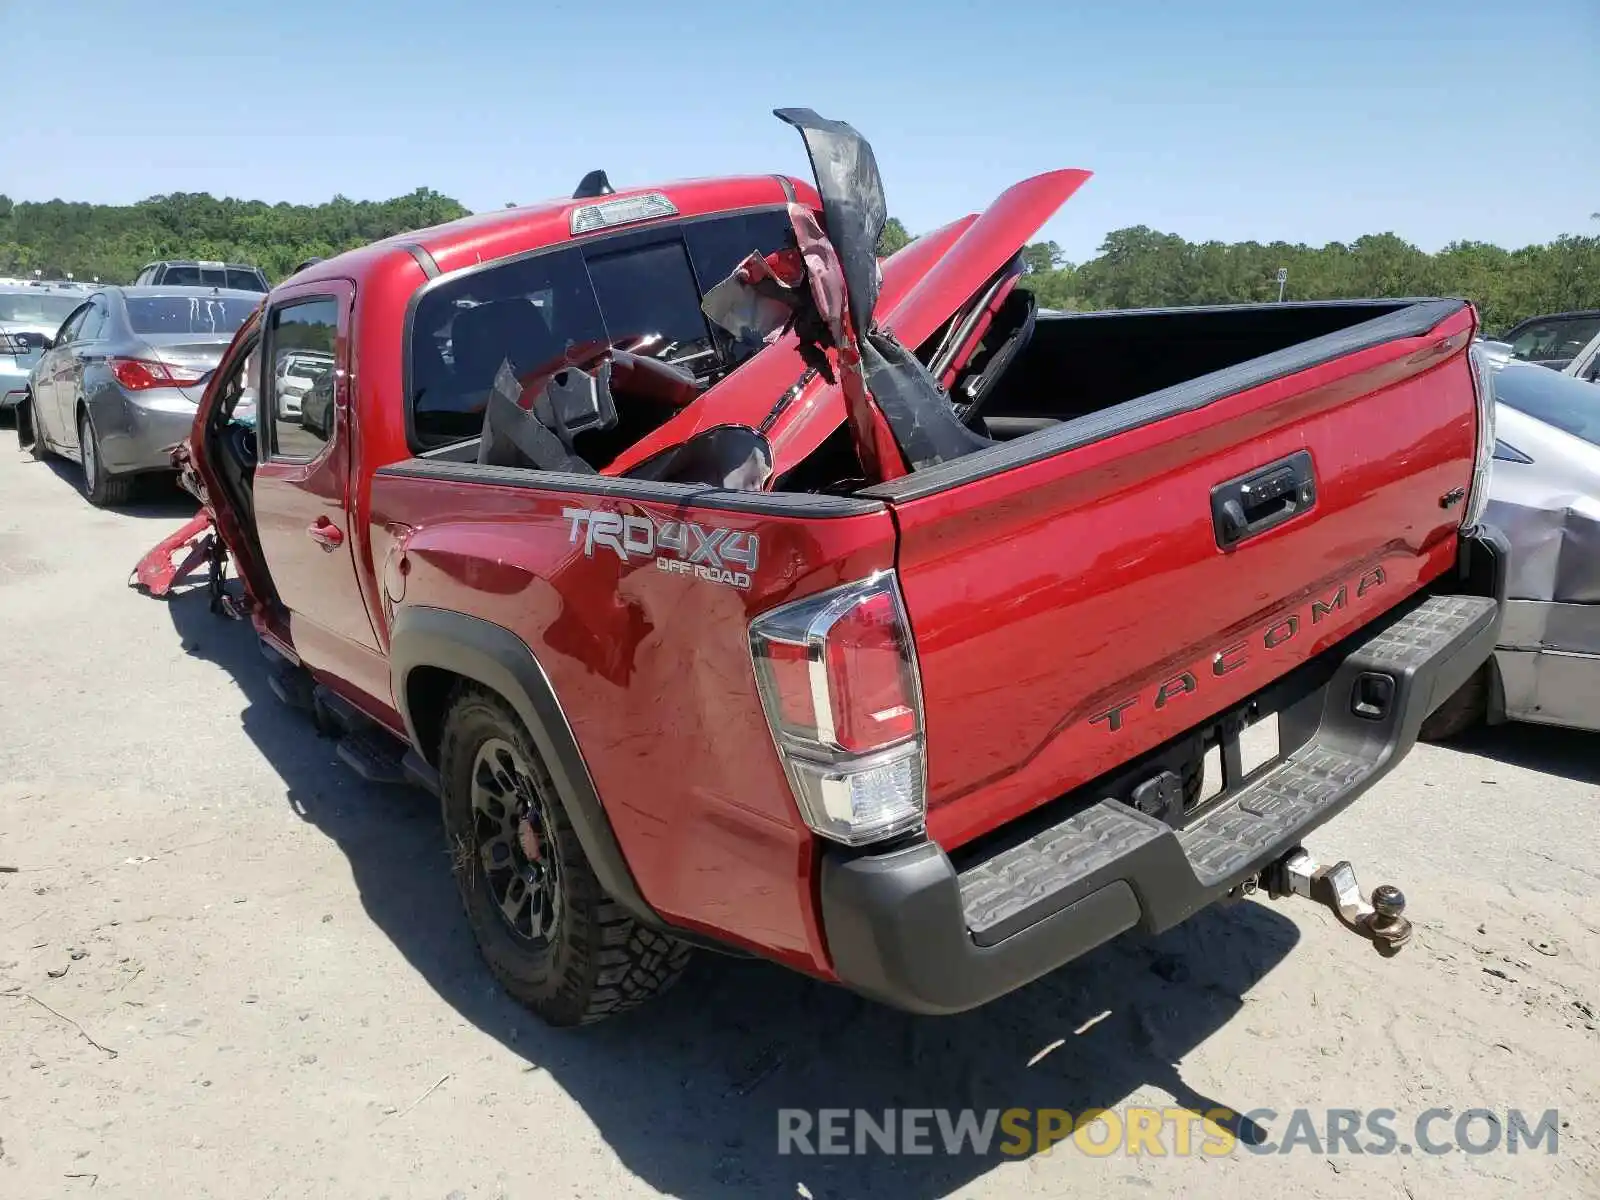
387 606 659 927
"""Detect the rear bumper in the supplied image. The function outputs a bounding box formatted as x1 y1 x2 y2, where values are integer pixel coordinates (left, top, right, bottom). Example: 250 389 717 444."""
819 530 1507 1015
0 360 33 408
93 390 197 474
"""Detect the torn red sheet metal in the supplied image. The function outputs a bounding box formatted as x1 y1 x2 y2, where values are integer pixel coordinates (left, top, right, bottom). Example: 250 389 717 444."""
130 512 215 597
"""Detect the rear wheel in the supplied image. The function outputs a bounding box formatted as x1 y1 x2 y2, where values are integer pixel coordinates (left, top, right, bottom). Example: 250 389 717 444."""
1419 666 1488 741
438 685 690 1026
15 394 46 459
79 410 134 507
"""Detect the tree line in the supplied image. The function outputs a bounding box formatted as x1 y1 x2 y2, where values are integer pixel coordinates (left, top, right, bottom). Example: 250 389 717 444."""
881 218 1597 335
0 189 470 286
1004 227 1600 336
2 190 1592 337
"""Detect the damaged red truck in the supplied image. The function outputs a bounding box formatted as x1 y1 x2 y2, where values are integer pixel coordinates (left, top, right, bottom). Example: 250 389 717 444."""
138 110 1507 1026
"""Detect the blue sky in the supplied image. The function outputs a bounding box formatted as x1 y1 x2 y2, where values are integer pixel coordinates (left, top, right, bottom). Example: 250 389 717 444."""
6 0 1597 262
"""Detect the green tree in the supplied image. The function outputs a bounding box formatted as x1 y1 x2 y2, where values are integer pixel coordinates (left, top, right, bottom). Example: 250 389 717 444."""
1020 241 1064 274
877 217 912 257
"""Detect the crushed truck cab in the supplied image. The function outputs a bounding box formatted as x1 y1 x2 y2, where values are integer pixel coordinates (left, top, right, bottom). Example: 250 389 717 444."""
138 108 1505 1024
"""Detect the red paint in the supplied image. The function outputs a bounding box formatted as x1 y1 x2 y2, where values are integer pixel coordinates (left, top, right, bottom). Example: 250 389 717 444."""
130 511 214 596
897 307 1478 849
159 157 1481 984
373 472 897 970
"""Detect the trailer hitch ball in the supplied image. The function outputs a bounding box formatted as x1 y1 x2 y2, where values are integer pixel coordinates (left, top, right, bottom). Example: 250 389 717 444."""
1267 848 1413 955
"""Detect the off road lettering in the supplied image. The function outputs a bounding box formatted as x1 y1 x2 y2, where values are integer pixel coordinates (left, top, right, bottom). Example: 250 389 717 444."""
564 507 759 589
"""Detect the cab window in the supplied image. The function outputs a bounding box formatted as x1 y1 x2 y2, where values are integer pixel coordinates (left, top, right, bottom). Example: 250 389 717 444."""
265 298 339 461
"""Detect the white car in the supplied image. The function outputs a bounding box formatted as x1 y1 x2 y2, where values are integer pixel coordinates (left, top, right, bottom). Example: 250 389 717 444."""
1560 328 1600 386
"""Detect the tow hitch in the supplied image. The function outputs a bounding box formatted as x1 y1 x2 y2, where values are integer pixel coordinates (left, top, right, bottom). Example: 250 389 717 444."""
1262 847 1412 956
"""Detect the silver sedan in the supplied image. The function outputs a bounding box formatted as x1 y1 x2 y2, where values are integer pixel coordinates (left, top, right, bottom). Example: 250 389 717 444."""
1425 362 1600 736
16 286 259 505
0 287 84 415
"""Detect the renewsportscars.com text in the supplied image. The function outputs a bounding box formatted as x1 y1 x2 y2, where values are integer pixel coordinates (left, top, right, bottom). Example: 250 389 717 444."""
776 1106 1561 1158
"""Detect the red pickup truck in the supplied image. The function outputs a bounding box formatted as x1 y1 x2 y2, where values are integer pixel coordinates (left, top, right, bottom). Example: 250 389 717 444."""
136 109 1506 1026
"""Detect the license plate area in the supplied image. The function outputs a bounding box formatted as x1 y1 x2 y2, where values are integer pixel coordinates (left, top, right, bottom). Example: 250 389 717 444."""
1190 705 1281 817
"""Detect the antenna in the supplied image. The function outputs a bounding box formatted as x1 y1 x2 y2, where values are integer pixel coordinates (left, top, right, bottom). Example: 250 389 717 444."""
573 170 615 199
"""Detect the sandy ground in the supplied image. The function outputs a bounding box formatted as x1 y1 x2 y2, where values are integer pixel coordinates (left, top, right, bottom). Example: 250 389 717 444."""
1 443 1597 1200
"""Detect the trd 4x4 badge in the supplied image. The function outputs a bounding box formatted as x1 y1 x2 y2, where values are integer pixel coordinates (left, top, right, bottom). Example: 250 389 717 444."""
564 508 759 589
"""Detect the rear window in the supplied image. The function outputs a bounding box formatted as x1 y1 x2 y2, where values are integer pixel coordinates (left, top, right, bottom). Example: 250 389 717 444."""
1507 316 1600 365
0 293 81 325
157 265 230 287
407 208 795 447
1495 365 1600 448
225 268 268 292
126 295 256 335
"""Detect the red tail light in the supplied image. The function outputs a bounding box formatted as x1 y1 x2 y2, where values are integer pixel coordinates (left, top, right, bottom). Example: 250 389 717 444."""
750 571 926 846
824 589 918 752
110 357 202 391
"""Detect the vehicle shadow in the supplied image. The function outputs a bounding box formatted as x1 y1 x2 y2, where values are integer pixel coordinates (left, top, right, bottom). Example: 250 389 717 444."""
1446 721 1600 785
37 456 198 518
163 586 1301 1198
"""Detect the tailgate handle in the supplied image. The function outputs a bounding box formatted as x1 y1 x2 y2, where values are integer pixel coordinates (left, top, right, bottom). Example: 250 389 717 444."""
1212 450 1316 548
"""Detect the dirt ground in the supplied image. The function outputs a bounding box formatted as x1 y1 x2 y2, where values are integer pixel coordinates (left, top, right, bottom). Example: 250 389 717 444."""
1 444 1597 1200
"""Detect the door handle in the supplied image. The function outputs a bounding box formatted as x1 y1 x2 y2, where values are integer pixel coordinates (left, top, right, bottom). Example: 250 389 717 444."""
1211 450 1316 548
307 517 344 550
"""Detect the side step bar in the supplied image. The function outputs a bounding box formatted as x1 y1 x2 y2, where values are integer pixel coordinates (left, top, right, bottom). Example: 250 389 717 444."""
262 645 442 797
955 593 1499 945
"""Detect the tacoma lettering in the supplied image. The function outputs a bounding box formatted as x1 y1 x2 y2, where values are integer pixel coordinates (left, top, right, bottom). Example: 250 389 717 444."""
1090 566 1388 736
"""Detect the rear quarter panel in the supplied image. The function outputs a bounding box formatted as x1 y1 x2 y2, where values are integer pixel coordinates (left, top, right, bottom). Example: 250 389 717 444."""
370 468 898 975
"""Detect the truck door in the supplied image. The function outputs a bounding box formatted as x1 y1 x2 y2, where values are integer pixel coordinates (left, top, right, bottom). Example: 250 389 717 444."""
251 280 384 689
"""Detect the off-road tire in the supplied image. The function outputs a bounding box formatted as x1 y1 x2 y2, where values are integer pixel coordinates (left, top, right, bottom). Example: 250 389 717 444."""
438 684 690 1026
79 409 134 507
1419 666 1488 742
16 395 46 459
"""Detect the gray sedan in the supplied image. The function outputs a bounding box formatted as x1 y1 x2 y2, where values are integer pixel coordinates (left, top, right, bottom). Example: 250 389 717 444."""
16 286 258 505
1425 362 1600 736
0 287 84 415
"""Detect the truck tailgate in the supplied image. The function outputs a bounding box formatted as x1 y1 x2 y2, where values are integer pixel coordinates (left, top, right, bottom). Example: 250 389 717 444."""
879 302 1480 850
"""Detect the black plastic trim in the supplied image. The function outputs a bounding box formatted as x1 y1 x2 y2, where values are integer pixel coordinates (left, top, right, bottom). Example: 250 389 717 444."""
375 457 887 518
388 606 660 926
400 242 440 279
861 298 1469 504
819 563 1502 1015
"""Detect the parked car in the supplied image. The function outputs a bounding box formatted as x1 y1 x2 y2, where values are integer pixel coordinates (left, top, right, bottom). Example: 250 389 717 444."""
1560 328 1600 385
15 286 260 504
1423 363 1600 735
137 108 1503 1026
133 260 269 293
0 286 84 418
1474 336 1516 372
1495 309 1600 371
